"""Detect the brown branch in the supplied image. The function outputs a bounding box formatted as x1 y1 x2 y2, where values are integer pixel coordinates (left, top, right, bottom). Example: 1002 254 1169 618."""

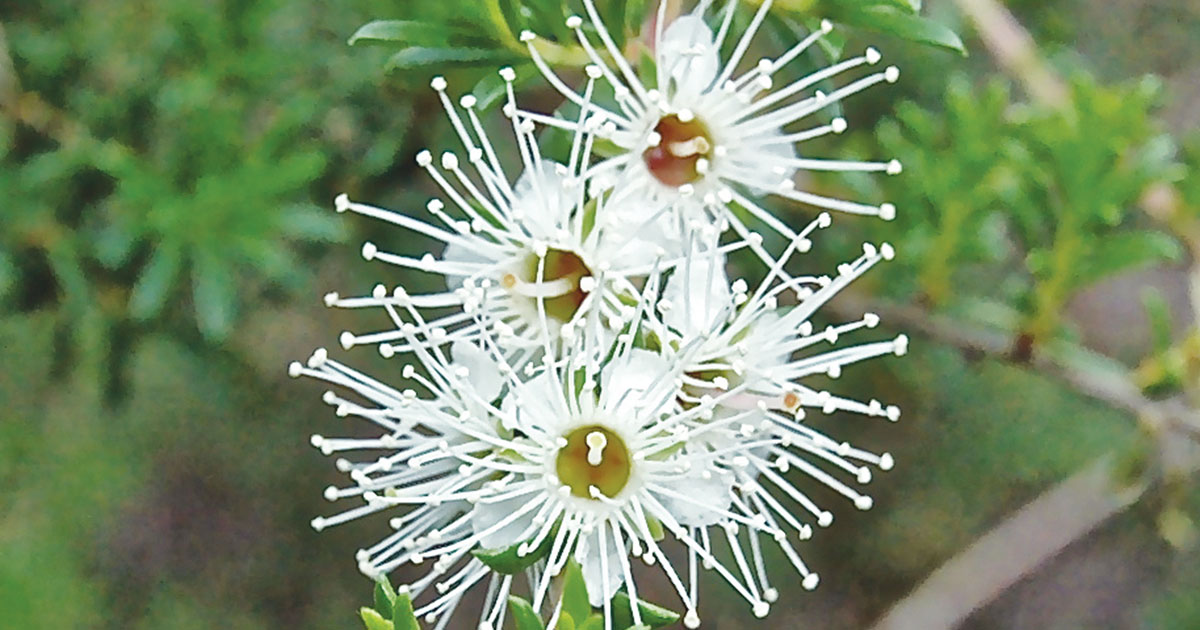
829 293 1200 629
950 0 1070 108
868 455 1148 630
830 293 1200 440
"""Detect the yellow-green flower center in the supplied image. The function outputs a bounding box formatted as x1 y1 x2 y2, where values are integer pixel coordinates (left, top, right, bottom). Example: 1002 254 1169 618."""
555 425 632 500
501 248 593 324
643 114 714 187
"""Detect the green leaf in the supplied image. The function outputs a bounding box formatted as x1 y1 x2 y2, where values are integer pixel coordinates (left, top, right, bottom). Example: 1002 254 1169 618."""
508 596 546 630
392 588 420 630
129 244 182 320
0 250 15 300
561 559 591 627
374 577 397 620
1142 289 1175 355
361 607 394 630
191 251 237 342
1073 230 1183 290
349 20 470 47
472 530 555 575
386 47 517 72
577 615 604 630
837 6 966 55
610 592 680 629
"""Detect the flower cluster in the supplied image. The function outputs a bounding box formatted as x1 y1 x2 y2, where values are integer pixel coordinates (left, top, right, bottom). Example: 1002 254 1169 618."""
293 2 906 628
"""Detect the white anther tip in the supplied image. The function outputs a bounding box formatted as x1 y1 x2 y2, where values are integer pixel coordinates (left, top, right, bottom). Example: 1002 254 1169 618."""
753 602 769 618
855 495 874 510
820 19 833 33
288 362 303 378
885 66 901 83
519 30 536 42
878 203 896 221
684 610 701 628
430 76 448 91
416 150 433 166
498 67 516 81
887 159 903 175
334 193 350 213
803 573 820 590
880 453 895 470
361 242 378 261
565 15 583 28
865 47 882 64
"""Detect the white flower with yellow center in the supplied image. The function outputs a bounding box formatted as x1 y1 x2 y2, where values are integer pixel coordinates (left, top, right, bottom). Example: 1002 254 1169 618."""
292 297 791 629
326 76 673 366
515 0 903 248
641 213 906 604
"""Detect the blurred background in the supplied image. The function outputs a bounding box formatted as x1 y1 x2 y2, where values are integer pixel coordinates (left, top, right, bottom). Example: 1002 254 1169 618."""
2 0 1200 628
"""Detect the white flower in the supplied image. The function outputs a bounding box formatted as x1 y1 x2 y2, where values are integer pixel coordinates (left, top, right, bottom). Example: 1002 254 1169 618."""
516 0 903 249
292 305 794 629
326 76 679 367
643 213 906 603
289 337 518 630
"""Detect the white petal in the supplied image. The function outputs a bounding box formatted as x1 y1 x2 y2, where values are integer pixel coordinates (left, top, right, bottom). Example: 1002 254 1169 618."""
659 470 735 527
470 494 536 550
660 16 719 97
601 348 673 422
575 530 628 607
503 369 570 434
442 241 493 289
662 250 731 336
451 340 503 402
512 161 574 239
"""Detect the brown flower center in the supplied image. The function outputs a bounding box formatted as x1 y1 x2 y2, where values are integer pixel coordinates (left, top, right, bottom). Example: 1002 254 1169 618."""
642 114 714 188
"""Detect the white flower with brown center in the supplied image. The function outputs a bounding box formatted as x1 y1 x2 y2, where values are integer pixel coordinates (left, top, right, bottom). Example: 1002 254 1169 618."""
640 213 905 607
326 76 675 368
515 0 903 249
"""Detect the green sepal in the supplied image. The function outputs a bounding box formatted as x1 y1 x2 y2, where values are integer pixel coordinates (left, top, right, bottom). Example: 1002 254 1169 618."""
472 530 555 575
561 558 591 627
392 589 420 630
361 607 394 630
577 615 604 630
374 576 397 620
508 595 546 630
610 592 680 629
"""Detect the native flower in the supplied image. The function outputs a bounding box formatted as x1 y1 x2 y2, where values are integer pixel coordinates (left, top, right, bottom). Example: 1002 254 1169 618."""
327 75 677 367
293 293 799 629
636 213 906 602
515 0 903 253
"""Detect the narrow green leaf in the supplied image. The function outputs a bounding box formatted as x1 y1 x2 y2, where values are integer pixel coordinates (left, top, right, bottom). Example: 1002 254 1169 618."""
374 577 397 620
129 243 182 320
1073 230 1183 290
392 588 420 630
508 596 546 630
561 559 591 627
386 47 517 71
350 20 459 46
191 251 237 342
0 250 17 300
837 6 966 55
472 529 555 575
361 607 394 630
1142 289 1175 355
610 592 680 629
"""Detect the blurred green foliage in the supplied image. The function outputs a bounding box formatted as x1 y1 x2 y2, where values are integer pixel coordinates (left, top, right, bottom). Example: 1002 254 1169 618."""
3 0 1200 629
